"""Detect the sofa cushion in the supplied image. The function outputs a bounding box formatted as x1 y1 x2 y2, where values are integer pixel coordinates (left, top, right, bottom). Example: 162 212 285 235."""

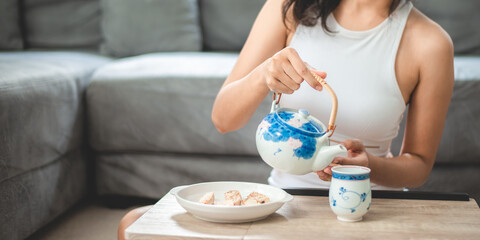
23 0 101 49
87 52 271 155
437 57 480 164
96 153 271 199
411 164 480 202
200 0 265 51
0 0 23 50
0 51 111 182
0 150 87 240
414 0 480 55
100 0 202 58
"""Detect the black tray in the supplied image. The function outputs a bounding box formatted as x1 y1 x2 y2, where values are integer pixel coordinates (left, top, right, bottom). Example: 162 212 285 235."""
283 188 471 202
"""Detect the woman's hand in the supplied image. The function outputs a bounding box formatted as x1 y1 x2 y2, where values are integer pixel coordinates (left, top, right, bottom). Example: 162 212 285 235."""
259 47 326 94
316 139 370 181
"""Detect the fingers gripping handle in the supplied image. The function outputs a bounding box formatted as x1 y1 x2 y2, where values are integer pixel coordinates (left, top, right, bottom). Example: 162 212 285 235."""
273 71 338 137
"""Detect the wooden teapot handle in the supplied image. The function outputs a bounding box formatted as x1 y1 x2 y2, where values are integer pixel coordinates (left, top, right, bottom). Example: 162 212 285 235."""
273 71 338 137
310 71 337 136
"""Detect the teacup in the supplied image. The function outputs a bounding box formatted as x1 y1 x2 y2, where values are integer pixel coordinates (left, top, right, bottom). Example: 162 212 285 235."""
329 165 371 222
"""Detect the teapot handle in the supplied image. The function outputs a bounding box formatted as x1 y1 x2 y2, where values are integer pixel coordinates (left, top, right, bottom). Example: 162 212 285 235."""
311 71 337 137
272 71 338 137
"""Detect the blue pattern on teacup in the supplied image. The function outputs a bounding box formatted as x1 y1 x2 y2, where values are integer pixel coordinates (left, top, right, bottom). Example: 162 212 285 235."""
331 187 369 213
332 172 370 181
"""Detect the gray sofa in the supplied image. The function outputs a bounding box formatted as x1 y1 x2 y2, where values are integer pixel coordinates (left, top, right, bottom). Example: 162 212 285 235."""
0 0 479 239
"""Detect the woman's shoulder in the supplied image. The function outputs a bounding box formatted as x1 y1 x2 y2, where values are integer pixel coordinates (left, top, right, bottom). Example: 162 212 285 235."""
404 7 454 58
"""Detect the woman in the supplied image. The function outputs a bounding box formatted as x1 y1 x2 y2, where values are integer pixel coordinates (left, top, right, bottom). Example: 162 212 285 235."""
118 0 453 238
212 0 453 188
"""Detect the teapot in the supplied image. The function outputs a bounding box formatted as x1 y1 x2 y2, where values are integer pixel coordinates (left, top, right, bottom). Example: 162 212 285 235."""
255 71 347 175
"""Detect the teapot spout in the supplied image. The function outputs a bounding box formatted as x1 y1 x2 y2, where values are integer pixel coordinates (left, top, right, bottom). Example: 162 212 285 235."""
312 144 347 172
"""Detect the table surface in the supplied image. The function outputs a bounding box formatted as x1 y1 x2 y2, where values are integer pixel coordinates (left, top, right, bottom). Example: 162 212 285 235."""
125 192 480 240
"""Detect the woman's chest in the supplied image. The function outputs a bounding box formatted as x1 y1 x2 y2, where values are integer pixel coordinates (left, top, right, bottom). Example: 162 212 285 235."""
284 34 409 140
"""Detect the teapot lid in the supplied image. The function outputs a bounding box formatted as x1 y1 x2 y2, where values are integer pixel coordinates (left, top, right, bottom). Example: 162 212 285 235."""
275 109 326 137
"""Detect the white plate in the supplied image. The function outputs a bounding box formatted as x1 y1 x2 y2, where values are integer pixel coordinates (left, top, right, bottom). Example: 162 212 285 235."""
170 181 294 223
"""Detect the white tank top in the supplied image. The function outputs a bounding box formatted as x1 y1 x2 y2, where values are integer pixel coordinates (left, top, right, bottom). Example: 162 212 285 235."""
269 0 413 190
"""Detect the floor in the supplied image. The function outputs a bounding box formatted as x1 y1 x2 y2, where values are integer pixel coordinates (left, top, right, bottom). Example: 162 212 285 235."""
27 202 140 240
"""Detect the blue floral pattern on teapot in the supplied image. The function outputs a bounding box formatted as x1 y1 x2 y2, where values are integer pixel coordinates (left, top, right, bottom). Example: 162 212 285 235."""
259 110 323 159
255 104 347 175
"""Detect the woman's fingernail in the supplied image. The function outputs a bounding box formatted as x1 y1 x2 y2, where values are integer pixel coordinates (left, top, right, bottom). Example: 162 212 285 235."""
316 86 323 91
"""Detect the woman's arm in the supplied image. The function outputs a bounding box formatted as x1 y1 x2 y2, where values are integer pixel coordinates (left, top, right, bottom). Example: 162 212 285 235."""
319 16 454 188
379 22 454 187
211 0 322 133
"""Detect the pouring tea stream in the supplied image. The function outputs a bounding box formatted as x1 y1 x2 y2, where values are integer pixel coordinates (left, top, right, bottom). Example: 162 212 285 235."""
255 71 347 175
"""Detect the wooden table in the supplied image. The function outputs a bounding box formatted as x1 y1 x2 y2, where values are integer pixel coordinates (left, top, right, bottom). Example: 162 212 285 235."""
125 191 480 239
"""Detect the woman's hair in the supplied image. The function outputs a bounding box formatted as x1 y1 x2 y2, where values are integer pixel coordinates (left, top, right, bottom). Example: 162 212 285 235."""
282 0 402 32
